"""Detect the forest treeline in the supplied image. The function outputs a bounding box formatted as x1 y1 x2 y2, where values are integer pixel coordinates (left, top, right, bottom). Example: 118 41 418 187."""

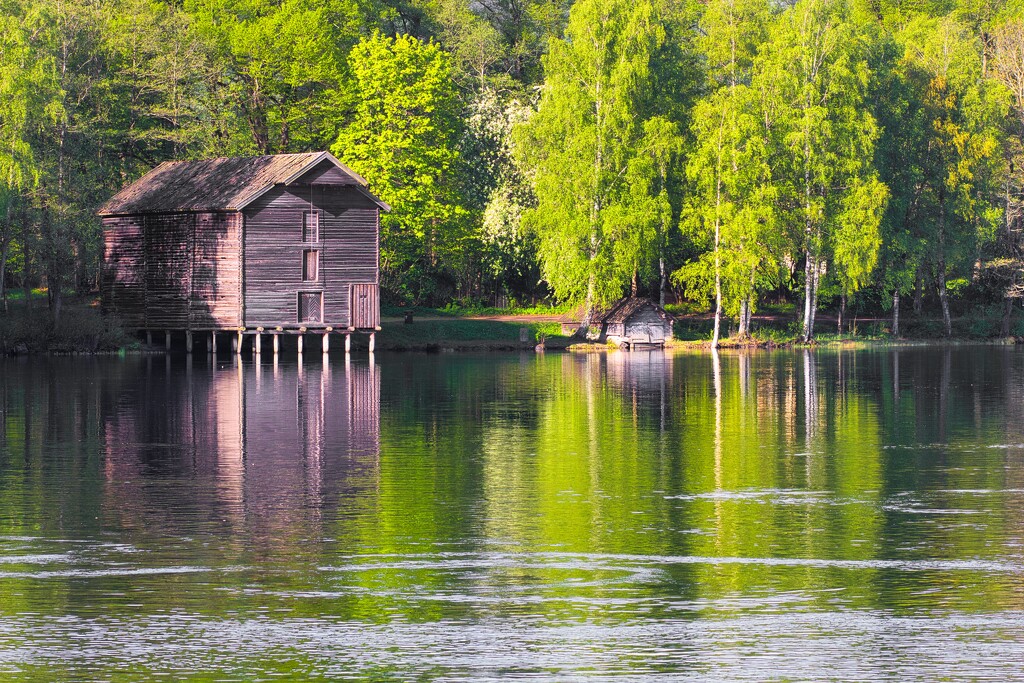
2 0 1024 341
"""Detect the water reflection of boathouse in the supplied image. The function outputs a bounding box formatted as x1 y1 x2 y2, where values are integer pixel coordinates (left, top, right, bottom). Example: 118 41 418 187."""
102 358 380 542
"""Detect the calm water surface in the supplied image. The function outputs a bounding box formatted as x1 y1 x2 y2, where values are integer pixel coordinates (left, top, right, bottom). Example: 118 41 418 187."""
1 347 1024 681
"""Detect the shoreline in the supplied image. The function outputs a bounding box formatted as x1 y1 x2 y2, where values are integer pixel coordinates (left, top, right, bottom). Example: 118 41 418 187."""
6 336 1019 357
3 300 1021 356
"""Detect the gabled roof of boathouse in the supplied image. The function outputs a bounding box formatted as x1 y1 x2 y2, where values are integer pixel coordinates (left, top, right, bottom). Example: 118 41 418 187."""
98 151 389 216
558 296 674 325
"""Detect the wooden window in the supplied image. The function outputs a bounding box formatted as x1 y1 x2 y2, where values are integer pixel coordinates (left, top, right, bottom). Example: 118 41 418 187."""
303 249 319 281
303 211 320 243
298 292 322 323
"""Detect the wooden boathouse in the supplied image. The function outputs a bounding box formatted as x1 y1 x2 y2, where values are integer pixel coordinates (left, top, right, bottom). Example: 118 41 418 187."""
98 151 389 354
559 297 674 347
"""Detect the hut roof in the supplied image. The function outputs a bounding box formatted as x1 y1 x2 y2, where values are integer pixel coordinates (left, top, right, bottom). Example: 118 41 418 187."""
98 151 389 216
604 297 673 323
559 297 672 324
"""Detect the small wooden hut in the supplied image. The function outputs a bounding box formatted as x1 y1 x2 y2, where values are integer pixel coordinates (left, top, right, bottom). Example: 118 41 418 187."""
559 296 674 347
98 151 389 353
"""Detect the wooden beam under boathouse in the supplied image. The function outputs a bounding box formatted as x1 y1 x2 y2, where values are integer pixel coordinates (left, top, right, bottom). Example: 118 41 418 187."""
97 151 389 355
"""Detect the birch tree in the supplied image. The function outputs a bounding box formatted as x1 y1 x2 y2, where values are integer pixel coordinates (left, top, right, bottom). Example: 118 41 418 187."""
677 0 775 346
756 0 887 342
514 0 682 332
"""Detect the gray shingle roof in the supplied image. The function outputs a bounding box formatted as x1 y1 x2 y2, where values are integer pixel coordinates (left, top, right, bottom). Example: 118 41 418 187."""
559 297 672 324
97 151 387 216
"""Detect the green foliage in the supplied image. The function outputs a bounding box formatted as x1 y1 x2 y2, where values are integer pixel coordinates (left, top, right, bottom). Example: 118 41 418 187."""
2 0 1024 338
514 0 685 317
332 33 472 303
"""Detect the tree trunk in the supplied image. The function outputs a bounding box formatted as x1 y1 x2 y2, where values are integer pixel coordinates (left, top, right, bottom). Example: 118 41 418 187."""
1001 296 1014 337
578 271 596 339
0 235 9 315
892 290 900 338
802 251 815 342
738 298 749 338
712 298 722 348
22 211 30 319
1 203 10 314
838 292 846 334
913 270 923 315
936 196 951 337
809 261 820 339
659 257 666 308
936 266 951 337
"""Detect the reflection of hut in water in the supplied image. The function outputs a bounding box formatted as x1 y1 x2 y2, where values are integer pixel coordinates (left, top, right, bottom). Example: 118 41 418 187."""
604 350 674 430
559 297 674 347
101 359 380 546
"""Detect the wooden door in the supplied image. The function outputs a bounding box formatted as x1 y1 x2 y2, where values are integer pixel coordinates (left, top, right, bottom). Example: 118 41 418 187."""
350 284 379 329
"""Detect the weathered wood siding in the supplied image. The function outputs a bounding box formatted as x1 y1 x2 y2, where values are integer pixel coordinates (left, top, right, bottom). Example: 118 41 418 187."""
102 211 241 329
623 307 672 342
191 212 242 328
243 184 379 329
144 213 193 328
102 216 146 327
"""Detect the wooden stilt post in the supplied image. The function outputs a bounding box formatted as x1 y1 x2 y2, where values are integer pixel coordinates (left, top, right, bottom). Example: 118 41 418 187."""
297 334 304 354
235 330 243 355
322 331 330 354
146 330 153 346
165 331 172 351
185 331 193 354
369 332 376 354
273 327 281 355
211 332 217 354
345 333 351 354
255 328 263 355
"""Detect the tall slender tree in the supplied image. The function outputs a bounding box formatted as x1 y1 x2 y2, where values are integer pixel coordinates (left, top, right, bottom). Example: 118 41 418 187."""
514 0 683 332
755 0 887 342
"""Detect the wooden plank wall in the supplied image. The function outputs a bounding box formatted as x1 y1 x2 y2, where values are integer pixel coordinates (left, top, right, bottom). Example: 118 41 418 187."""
101 216 146 327
102 211 241 329
624 308 672 341
243 184 378 329
191 212 242 328
350 283 380 329
144 213 193 328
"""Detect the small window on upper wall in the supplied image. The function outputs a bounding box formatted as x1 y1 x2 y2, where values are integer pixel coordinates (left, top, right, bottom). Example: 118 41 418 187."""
303 249 319 281
303 211 320 243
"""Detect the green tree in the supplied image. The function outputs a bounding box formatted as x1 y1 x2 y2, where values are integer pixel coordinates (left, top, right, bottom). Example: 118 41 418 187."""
0 0 49 312
676 0 776 346
755 0 887 342
514 0 683 331
187 0 357 155
898 15 1005 336
332 33 470 303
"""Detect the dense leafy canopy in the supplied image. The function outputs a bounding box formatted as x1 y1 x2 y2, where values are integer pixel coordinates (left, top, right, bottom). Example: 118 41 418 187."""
1 0 1023 336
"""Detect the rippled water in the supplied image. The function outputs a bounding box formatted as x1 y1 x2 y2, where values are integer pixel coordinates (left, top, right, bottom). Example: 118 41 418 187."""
2 347 1024 681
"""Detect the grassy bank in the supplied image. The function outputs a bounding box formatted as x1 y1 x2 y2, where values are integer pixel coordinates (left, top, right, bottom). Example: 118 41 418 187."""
669 307 1024 348
3 298 1020 355
369 317 570 351
0 296 132 354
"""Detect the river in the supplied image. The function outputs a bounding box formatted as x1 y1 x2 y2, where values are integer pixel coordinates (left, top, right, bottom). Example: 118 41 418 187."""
1 347 1023 681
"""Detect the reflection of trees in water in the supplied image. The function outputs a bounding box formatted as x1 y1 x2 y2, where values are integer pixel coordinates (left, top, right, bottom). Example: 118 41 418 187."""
3 350 1024 615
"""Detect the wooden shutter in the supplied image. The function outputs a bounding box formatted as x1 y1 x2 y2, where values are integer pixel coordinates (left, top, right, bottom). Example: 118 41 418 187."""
298 292 322 323
350 284 379 329
303 250 319 281
303 211 319 242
